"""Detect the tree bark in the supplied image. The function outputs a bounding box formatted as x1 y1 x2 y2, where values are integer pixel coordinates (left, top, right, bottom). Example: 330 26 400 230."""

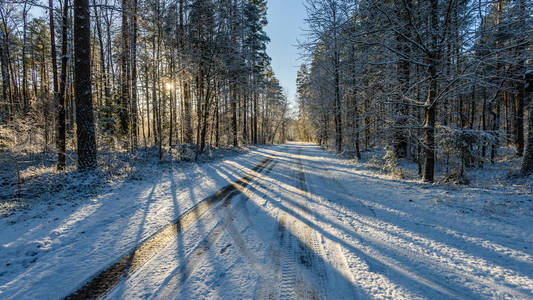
93 0 112 132
120 0 131 137
253 89 258 144
56 0 69 170
178 0 193 144
130 0 138 148
520 72 533 175
22 3 29 112
423 62 437 182
231 0 238 147
514 0 527 156
515 85 525 156
232 87 238 147
1 11 18 116
49 0 59 109
0 37 8 118
332 4 342 153
350 43 361 159
49 0 64 169
74 0 97 169
393 0 411 158
422 0 439 183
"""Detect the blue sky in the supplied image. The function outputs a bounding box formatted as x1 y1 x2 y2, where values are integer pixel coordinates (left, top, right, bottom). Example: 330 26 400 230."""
264 0 307 107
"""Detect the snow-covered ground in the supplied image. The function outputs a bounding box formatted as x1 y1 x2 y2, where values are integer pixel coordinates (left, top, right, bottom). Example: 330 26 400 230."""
1 143 532 299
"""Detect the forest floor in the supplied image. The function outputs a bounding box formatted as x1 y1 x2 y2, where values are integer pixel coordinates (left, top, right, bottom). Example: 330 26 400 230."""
1 143 532 299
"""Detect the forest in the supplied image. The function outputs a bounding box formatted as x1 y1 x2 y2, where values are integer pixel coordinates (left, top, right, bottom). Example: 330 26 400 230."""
296 0 532 182
0 0 531 184
1 1 533 299
0 0 288 172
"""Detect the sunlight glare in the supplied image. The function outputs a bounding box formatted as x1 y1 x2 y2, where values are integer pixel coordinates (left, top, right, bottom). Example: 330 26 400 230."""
165 82 174 91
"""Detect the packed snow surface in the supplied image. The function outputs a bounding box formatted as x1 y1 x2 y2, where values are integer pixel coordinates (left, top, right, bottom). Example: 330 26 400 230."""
1 143 532 299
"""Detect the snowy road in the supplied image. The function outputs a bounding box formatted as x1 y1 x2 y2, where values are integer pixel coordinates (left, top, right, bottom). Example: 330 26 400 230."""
2 143 533 299
88 144 360 299
83 144 533 299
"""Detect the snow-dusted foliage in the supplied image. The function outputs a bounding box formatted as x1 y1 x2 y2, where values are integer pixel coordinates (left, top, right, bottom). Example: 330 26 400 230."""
437 126 502 178
296 0 533 182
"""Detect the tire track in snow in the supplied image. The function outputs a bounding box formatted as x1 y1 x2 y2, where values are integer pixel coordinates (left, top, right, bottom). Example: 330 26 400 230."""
294 146 361 299
259 146 353 300
151 208 230 300
293 148 337 299
254 212 284 300
300 146 486 299
153 160 279 299
278 216 297 300
64 157 273 300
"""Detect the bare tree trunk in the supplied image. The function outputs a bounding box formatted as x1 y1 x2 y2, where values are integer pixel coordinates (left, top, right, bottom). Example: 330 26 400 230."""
178 0 192 145
151 38 158 147
183 83 193 143
130 0 138 148
520 72 533 175
93 0 111 132
215 94 220 148
22 3 29 112
243 88 248 144
56 0 69 170
1 11 18 116
74 0 97 169
423 62 437 182
0 38 8 118
350 43 361 159
144 64 151 143
49 0 63 168
393 1 411 158
168 62 174 148
491 96 500 163
195 73 202 159
253 89 258 144
332 5 342 153
196 75 212 160
515 85 525 156
422 0 439 183
231 0 238 147
232 86 238 147
514 0 527 157
49 0 59 111
120 0 131 138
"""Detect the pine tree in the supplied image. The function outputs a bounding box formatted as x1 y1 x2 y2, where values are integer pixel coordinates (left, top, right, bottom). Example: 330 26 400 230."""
521 70 533 175
74 0 97 169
